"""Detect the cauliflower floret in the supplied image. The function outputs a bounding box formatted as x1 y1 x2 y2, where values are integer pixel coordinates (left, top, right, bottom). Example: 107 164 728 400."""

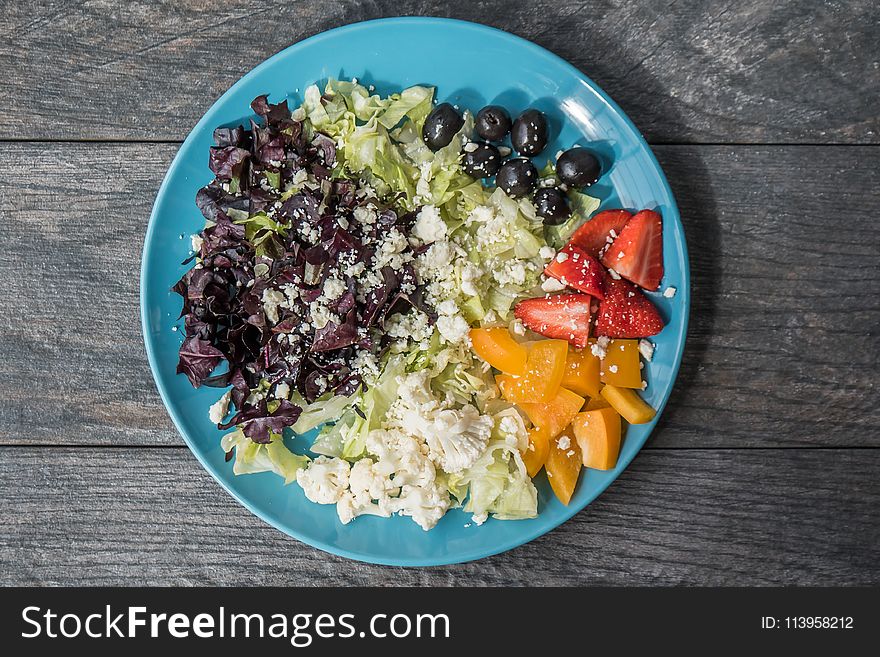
417 405 494 473
390 483 451 531
362 427 450 530
297 456 350 504
393 371 437 410
336 458 396 524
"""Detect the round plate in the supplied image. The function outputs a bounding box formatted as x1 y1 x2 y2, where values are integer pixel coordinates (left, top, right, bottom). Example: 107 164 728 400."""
141 17 689 566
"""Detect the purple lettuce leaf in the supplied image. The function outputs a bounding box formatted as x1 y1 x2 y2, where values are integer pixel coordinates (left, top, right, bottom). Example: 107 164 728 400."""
176 336 224 387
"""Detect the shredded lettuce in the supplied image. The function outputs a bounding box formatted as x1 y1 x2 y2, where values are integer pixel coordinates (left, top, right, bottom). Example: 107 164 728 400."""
448 440 538 521
220 429 309 484
291 389 360 435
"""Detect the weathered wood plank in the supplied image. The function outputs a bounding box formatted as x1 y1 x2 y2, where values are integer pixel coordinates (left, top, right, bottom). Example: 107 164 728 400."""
0 0 876 143
1 447 877 585
0 143 877 447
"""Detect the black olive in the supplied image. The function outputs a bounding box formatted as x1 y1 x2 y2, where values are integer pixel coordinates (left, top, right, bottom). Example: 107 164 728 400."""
556 147 601 187
422 103 464 151
461 142 501 178
511 109 548 156
495 158 538 198
534 187 571 225
475 105 512 142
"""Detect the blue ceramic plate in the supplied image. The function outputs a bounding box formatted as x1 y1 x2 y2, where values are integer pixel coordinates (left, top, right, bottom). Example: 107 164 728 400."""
141 17 689 566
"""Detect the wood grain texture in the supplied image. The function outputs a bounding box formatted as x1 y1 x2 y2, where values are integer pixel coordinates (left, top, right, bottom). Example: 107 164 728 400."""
0 143 876 447
0 0 876 143
1 447 877 585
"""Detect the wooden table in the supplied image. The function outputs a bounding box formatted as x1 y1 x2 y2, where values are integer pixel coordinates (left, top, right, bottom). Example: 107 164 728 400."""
1 1 877 586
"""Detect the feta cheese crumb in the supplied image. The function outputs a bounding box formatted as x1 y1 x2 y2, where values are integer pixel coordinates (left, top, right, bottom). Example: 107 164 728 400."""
412 205 448 244
274 382 290 400
436 314 471 346
591 335 610 359
462 141 479 153
608 364 619 373
638 339 655 361
557 435 571 450
555 251 570 263
322 276 346 301
607 267 621 280
663 286 677 298
539 246 556 260
261 288 286 324
511 319 526 336
208 391 231 424
541 277 566 293
190 234 203 252
460 262 483 297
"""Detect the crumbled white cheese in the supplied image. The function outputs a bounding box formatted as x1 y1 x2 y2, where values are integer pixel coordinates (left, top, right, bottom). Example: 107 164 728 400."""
261 288 286 324
539 245 556 260
274 382 290 400
608 364 619 373
591 335 611 359
638 339 655 361
555 251 569 263
494 260 527 287
607 267 621 280
353 205 377 225
208 391 231 424
190 234 204 253
352 351 381 386
373 228 410 270
460 261 483 297
412 205 448 244
322 276 346 301
541 277 567 293
436 314 471 346
557 435 571 450
511 319 526 336
663 286 677 298
385 310 433 343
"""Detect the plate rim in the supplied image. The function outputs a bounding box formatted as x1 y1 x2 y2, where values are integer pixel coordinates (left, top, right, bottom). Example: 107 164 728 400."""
140 16 690 567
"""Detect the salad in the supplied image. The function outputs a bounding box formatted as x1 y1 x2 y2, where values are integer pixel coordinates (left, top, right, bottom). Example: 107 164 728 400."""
173 79 671 530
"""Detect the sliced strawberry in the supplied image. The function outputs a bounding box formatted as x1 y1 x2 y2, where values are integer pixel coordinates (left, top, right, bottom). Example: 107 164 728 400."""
601 209 663 290
596 278 664 338
514 293 593 348
569 209 632 258
543 244 605 299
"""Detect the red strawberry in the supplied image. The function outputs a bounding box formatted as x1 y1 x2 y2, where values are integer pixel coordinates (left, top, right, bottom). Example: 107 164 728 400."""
596 278 664 338
514 293 593 348
569 209 632 258
601 209 663 290
543 244 605 299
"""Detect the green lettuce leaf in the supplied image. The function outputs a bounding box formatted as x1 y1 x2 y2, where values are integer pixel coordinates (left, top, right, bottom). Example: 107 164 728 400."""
220 429 309 484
